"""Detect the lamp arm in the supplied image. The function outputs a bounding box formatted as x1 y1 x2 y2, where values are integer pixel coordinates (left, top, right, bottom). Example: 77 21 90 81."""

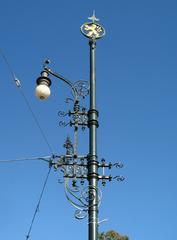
45 68 79 101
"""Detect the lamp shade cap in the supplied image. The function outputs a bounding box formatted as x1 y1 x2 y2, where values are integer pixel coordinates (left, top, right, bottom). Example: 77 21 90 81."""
36 76 51 86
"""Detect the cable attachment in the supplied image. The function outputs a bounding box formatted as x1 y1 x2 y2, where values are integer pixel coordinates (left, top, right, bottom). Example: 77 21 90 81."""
15 78 21 88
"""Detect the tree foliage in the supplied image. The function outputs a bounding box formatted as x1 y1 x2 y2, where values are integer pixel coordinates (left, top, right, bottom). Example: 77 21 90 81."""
98 230 129 240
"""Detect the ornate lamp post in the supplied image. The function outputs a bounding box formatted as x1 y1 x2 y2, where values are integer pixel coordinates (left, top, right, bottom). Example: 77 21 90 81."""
35 13 124 240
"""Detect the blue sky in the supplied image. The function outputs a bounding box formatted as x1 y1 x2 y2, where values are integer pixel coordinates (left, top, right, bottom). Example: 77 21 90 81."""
0 0 177 239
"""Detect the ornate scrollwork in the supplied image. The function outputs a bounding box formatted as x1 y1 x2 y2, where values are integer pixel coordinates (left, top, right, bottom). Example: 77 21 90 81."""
58 111 68 117
51 137 124 223
65 97 74 104
71 112 88 127
64 178 102 220
113 162 124 168
59 121 70 127
58 97 88 131
75 209 88 220
113 175 125 182
73 80 89 98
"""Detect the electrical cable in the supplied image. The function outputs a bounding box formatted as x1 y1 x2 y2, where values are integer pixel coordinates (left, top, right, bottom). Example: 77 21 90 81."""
18 88 54 154
0 49 56 239
0 48 54 154
25 166 52 240
0 155 52 163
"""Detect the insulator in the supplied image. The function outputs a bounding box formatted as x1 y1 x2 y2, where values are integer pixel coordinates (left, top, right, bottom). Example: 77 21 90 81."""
74 103 80 112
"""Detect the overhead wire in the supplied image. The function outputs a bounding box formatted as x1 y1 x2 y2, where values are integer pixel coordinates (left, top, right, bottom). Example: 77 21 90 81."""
0 155 52 163
25 166 52 240
0 49 57 239
0 49 54 154
0 45 94 238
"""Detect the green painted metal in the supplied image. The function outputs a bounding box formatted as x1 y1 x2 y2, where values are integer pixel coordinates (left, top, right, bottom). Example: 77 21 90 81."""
88 39 99 240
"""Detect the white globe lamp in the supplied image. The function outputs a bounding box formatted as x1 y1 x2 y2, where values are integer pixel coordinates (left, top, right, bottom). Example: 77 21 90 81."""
35 71 52 100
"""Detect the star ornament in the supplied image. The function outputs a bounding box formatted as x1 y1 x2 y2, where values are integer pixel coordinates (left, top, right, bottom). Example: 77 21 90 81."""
88 10 100 23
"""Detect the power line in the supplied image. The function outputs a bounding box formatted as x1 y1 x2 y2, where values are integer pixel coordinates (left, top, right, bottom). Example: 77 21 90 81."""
18 88 54 154
0 48 54 154
0 155 52 163
0 50 56 239
26 166 52 240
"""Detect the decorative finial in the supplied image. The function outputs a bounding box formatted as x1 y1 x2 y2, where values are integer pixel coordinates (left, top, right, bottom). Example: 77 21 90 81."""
63 136 73 155
80 12 105 40
88 10 99 23
64 136 72 149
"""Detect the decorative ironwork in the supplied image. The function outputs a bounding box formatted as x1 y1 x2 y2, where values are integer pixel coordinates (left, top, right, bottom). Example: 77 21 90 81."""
51 136 124 215
70 110 88 127
113 162 124 168
88 11 100 23
64 178 102 220
35 14 123 224
63 137 74 154
51 137 125 216
73 80 90 98
65 97 74 104
58 101 88 130
59 121 70 127
39 55 124 219
113 176 125 182
58 110 68 117
81 11 105 40
81 22 105 39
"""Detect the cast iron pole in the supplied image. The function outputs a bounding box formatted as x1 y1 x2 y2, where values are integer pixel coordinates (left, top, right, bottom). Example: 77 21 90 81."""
34 13 125 240
88 39 99 240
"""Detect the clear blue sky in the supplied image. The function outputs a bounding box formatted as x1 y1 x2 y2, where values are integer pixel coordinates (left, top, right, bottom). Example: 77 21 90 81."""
0 0 177 239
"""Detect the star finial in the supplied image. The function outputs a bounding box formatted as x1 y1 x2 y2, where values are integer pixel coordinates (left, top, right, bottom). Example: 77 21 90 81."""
88 10 99 23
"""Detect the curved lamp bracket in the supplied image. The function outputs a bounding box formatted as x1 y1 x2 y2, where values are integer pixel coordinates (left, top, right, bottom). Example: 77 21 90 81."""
43 59 89 101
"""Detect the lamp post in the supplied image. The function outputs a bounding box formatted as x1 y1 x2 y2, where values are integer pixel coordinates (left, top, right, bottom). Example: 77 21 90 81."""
35 13 124 240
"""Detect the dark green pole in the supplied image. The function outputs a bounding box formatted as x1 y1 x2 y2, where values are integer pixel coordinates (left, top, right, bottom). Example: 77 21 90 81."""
88 39 99 240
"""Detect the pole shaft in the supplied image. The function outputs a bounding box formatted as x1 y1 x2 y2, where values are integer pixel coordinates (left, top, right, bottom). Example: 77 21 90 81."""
88 39 99 240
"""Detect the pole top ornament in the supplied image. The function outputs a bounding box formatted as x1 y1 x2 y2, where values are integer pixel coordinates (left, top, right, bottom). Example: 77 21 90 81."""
80 11 105 40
